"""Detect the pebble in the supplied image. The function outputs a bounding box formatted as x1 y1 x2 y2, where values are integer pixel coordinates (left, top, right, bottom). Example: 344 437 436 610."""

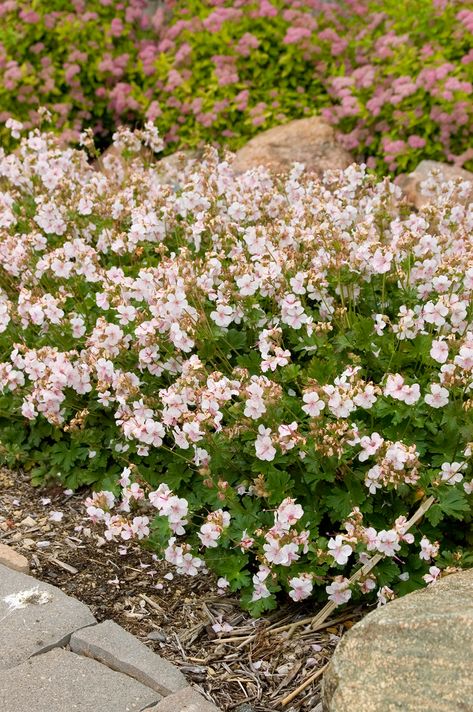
20 516 37 528
146 630 167 642
0 543 29 573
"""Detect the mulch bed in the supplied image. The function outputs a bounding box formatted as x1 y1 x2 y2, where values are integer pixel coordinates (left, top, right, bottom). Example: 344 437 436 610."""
0 468 364 711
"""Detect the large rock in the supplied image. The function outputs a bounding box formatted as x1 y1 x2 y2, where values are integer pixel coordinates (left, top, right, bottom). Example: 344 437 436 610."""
0 648 160 712
232 117 353 176
397 160 473 209
323 569 473 712
0 563 95 669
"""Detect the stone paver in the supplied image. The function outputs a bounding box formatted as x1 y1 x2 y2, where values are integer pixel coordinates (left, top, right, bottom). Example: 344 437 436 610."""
0 648 160 712
0 563 95 669
0 561 222 711
0 543 29 574
144 686 220 712
70 619 187 696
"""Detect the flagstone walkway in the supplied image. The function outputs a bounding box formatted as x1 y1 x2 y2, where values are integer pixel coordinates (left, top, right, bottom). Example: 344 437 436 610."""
0 562 219 712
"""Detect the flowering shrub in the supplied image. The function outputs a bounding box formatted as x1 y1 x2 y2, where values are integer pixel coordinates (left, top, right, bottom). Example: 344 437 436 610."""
321 0 473 173
2 0 473 175
1 124 473 615
144 0 338 149
155 0 473 171
0 0 155 147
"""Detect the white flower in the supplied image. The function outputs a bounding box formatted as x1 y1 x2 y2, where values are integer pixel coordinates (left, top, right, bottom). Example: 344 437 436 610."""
430 339 449 364
424 383 449 408
440 461 465 484
327 535 353 565
255 425 276 461
419 537 439 560
302 391 325 417
376 530 401 557
289 574 313 601
326 578 352 606
423 566 441 585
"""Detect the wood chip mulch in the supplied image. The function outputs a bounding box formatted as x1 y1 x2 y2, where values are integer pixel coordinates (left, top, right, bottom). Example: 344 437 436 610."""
0 468 365 711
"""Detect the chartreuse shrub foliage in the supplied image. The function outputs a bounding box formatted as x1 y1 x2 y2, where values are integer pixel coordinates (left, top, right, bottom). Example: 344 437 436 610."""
0 0 154 147
1 0 473 173
1 125 473 613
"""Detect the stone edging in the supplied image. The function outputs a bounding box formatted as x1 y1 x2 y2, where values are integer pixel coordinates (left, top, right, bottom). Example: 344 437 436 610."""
0 549 220 712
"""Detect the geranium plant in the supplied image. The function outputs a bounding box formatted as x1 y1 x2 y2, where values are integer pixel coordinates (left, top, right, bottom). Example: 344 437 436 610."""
1 123 473 615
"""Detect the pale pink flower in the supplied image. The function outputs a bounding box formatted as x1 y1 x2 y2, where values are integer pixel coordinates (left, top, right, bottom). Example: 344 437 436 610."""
440 461 465 484
430 339 449 363
326 578 352 606
255 425 276 461
419 537 439 560
423 566 441 585
302 391 325 417
424 383 449 408
327 535 353 565
289 574 313 601
376 530 401 557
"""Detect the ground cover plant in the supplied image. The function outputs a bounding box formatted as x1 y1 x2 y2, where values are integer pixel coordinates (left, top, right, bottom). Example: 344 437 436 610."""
1 123 473 614
1 0 473 174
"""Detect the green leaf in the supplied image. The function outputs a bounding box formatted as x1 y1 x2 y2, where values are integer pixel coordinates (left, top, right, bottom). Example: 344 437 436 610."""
242 591 278 616
425 504 443 527
437 488 470 520
324 488 356 520
375 557 400 587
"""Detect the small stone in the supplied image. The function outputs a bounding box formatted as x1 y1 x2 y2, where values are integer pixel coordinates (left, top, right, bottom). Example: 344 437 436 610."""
20 516 36 528
0 544 29 573
232 117 353 176
146 630 167 642
70 620 187 696
144 686 219 712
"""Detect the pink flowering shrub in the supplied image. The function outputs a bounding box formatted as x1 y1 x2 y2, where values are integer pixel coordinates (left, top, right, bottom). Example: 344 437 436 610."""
1 124 473 614
154 0 473 172
144 0 339 149
1 0 473 174
0 0 156 146
321 0 473 173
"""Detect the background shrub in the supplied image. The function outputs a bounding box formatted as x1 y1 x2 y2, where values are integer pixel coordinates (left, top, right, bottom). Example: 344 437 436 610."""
321 0 473 173
0 0 156 147
2 1 473 174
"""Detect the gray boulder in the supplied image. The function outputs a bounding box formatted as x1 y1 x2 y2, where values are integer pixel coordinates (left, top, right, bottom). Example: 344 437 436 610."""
323 569 473 712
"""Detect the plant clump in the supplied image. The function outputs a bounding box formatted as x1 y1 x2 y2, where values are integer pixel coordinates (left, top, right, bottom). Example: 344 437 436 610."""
1 123 473 614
